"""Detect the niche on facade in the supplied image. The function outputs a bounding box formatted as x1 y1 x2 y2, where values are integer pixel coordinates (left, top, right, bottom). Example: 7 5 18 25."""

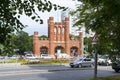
70 47 78 57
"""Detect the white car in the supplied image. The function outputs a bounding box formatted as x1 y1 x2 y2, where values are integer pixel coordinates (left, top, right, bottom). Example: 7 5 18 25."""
40 54 52 59
11 55 20 59
98 55 112 66
56 53 72 58
25 54 37 59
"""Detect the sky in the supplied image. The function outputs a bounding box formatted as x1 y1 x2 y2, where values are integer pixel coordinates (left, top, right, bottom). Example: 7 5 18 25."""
20 0 83 36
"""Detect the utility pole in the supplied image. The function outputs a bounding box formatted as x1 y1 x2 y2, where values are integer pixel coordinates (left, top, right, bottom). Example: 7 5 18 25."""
92 34 98 79
94 45 98 79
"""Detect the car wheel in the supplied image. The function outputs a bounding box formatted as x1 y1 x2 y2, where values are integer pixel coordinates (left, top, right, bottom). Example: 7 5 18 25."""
70 65 74 68
78 64 82 68
115 69 119 72
106 62 109 66
90 64 94 68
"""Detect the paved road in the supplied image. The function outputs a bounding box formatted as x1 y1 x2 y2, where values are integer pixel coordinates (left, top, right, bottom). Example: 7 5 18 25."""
0 65 119 80
0 68 119 80
0 64 93 73
0 64 119 80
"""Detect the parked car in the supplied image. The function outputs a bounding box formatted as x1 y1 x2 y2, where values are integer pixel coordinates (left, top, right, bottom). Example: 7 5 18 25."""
112 56 120 72
69 57 94 68
112 62 120 72
0 56 5 62
98 55 112 66
10 55 20 59
40 54 52 59
56 53 72 58
25 54 37 59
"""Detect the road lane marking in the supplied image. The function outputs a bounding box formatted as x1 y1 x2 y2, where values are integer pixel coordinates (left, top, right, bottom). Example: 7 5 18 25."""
0 71 53 77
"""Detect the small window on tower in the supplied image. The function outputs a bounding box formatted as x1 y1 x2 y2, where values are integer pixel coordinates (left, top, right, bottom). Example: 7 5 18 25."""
54 27 56 34
58 27 61 34
62 28 64 34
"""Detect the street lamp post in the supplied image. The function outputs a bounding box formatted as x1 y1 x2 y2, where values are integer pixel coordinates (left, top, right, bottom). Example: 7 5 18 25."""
94 45 98 79
92 34 98 79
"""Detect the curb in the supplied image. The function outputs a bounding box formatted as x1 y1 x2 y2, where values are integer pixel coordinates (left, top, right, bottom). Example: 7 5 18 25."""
48 67 93 72
23 64 67 67
0 67 94 75
0 63 67 68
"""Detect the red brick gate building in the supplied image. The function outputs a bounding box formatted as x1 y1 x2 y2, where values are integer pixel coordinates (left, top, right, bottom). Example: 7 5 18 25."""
33 17 83 58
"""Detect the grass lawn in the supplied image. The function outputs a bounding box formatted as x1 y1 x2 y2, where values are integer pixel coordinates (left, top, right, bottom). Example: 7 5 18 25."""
86 75 120 80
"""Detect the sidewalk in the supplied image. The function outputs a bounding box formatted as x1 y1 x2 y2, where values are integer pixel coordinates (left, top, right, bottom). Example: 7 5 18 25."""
0 63 21 68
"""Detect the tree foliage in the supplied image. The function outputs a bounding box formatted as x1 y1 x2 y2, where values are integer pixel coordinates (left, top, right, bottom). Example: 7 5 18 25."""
39 35 48 39
13 31 33 55
0 33 16 56
0 0 67 54
0 0 66 44
71 0 120 55
0 31 33 56
84 37 92 54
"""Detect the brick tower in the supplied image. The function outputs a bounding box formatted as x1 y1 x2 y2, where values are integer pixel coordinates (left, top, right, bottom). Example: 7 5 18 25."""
33 17 83 58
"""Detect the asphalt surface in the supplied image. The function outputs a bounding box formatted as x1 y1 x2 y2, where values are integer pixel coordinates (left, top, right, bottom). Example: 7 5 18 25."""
0 63 119 80
0 63 94 74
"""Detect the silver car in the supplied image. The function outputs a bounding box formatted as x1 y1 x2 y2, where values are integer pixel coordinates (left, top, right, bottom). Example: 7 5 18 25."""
98 55 112 66
70 57 94 68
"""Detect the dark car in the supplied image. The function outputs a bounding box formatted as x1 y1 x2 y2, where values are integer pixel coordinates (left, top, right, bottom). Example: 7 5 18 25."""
69 57 94 68
112 55 120 72
112 57 120 72
112 63 120 72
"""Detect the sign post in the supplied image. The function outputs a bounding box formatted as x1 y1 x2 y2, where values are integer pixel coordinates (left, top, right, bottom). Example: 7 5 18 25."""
92 34 98 79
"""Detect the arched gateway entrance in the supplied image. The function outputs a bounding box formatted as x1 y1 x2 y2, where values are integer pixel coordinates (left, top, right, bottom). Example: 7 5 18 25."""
55 46 64 54
40 46 48 54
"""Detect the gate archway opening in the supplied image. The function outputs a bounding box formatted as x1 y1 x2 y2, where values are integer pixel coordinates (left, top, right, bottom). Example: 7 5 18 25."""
70 47 78 57
55 46 64 54
40 46 48 55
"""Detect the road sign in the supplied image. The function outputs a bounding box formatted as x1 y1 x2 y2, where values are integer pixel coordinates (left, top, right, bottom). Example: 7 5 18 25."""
92 34 98 44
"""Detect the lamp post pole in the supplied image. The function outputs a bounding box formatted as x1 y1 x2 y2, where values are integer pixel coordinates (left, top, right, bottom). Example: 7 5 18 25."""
94 45 98 79
92 34 98 79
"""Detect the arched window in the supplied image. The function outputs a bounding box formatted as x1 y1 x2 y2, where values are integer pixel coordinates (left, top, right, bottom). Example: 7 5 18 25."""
58 27 61 34
54 27 56 34
62 27 64 34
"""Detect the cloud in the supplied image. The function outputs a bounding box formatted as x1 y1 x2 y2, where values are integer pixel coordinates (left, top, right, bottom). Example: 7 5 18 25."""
22 0 77 36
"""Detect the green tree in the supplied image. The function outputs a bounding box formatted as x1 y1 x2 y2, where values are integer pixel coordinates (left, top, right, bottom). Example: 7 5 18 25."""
71 0 120 55
84 37 92 54
0 0 66 54
0 44 4 55
39 35 48 39
0 33 16 56
14 31 32 55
